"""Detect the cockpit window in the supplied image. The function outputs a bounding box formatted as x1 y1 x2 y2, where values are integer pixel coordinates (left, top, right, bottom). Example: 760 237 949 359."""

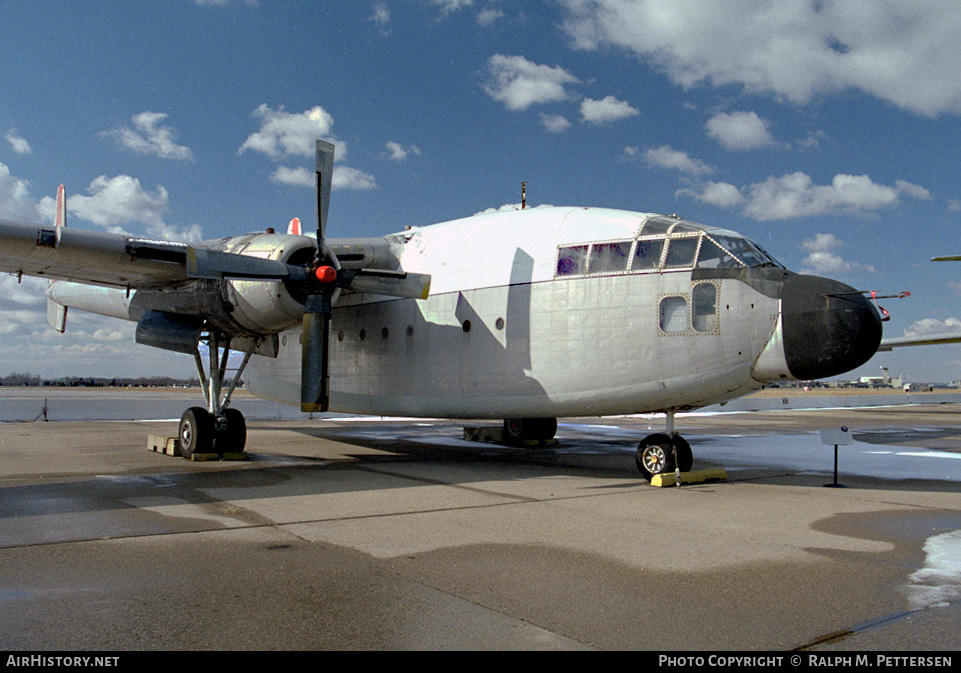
709 235 781 268
664 236 699 268
632 238 664 271
556 244 589 276
555 221 784 279
695 237 741 269
640 216 674 236
589 241 632 274
669 222 701 234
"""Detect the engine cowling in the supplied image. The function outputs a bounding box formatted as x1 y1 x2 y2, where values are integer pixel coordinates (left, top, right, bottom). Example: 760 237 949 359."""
219 232 321 334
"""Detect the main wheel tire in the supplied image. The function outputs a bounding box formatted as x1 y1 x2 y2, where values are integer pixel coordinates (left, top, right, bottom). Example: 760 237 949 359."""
635 433 692 481
215 408 247 454
502 417 557 445
503 418 527 444
179 407 215 459
531 417 557 441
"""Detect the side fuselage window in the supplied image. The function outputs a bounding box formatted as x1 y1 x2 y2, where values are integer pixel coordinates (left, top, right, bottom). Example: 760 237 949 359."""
659 296 688 334
692 283 717 332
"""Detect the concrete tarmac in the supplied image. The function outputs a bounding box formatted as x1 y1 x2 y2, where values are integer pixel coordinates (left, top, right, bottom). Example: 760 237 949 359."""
1 403 960 651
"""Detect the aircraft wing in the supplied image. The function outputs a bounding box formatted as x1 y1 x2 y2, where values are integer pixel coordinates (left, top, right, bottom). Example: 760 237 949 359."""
877 332 961 352
871 255 961 351
0 218 303 290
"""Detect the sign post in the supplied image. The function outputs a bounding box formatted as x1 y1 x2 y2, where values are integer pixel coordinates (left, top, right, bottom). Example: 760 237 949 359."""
819 426 854 488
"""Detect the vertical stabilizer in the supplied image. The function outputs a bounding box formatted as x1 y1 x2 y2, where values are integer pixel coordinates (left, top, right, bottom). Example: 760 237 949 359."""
287 217 302 235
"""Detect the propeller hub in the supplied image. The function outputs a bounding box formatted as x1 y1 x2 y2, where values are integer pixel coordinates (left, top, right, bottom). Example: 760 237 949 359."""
314 265 337 284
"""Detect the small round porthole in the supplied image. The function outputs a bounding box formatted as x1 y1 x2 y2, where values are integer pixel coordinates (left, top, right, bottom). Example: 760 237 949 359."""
495 317 505 330
462 320 471 333
359 329 366 341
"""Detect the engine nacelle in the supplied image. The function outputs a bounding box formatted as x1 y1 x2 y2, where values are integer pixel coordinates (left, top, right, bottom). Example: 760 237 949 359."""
219 232 319 334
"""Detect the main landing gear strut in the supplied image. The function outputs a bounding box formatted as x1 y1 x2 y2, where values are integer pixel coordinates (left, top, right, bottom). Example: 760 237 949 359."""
635 409 693 481
178 329 259 459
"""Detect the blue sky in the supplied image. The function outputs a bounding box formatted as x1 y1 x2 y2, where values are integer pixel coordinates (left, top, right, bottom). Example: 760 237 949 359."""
2 0 961 383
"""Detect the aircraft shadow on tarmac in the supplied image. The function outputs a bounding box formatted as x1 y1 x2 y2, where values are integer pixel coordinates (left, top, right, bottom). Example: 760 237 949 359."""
4 417 960 540
269 420 961 493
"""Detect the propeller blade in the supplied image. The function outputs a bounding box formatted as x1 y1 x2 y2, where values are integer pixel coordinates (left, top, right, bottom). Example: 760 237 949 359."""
315 140 334 249
302 139 336 413
186 247 308 281
339 268 432 300
301 294 331 412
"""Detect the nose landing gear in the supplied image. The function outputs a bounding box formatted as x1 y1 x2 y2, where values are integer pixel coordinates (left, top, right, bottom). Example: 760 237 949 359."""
635 410 693 482
636 433 693 481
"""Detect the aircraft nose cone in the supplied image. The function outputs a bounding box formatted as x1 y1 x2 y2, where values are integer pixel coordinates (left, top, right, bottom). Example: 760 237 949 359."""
780 275 883 380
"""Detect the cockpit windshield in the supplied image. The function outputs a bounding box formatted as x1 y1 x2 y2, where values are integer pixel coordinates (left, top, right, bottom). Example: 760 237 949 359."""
699 235 783 269
554 217 784 278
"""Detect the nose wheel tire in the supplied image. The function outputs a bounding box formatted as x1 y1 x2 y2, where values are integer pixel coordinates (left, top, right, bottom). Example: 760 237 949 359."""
636 433 693 481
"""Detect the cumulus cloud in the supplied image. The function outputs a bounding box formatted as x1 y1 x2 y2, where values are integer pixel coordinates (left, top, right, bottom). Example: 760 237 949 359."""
384 141 421 161
540 114 572 132
643 145 714 176
432 0 473 15
239 104 338 160
579 96 639 124
103 112 194 160
269 166 313 188
269 165 377 191
557 0 961 117
332 166 377 191
0 162 40 221
705 111 779 151
483 54 581 111
240 104 376 190
676 180 745 209
5 131 31 155
63 175 169 231
35 175 201 242
799 232 876 275
0 304 195 379
370 3 390 25
678 171 930 221
743 173 904 220
904 318 961 338
477 8 505 26
895 180 932 200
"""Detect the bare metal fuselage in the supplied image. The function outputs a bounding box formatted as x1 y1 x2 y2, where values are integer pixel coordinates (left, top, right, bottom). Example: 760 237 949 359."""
245 207 779 417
